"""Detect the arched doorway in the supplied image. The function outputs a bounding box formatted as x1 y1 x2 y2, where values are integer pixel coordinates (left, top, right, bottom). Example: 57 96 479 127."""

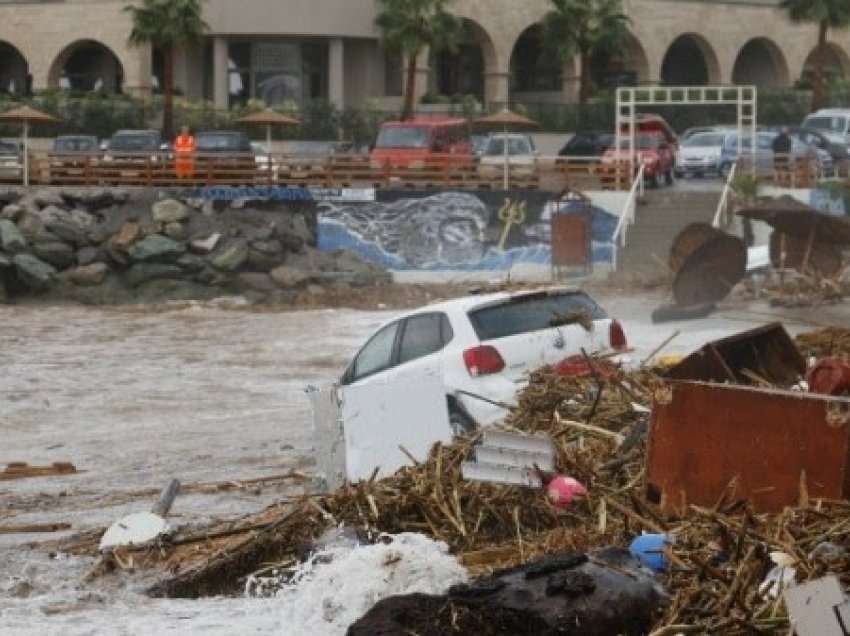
732 38 790 87
661 34 720 85
431 19 495 102
590 31 650 89
49 40 124 93
802 43 850 86
510 24 562 94
0 42 28 95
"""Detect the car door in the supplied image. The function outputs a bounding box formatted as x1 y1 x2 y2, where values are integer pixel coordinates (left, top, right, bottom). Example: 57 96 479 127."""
338 317 452 482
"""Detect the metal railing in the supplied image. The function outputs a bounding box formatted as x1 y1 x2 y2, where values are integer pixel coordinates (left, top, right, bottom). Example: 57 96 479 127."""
611 161 645 271
712 161 737 229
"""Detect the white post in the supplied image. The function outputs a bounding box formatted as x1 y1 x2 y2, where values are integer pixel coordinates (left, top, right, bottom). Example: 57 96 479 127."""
22 121 28 187
503 125 509 190
266 124 272 154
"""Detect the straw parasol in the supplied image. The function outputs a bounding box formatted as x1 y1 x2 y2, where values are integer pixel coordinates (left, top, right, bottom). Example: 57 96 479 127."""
0 105 59 187
474 109 540 190
237 109 301 154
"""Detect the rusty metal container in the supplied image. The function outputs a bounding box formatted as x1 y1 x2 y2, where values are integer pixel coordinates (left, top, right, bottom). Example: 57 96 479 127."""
668 223 747 307
666 322 805 387
646 381 850 514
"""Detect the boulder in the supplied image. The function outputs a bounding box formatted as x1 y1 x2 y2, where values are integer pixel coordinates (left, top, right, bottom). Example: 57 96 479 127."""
45 220 89 247
289 213 315 245
0 188 20 206
176 254 206 272
164 222 188 241
69 208 95 229
15 214 54 243
250 239 284 256
210 240 248 271
286 246 337 272
77 246 102 266
13 253 56 290
247 248 285 271
33 189 65 209
152 199 190 224
348 549 668 636
0 219 27 253
125 263 185 287
236 272 277 293
32 241 76 269
334 250 384 275
111 222 143 251
36 205 66 225
128 235 185 263
1 203 23 222
0 252 11 268
68 263 109 287
190 232 220 254
60 188 114 211
270 265 312 288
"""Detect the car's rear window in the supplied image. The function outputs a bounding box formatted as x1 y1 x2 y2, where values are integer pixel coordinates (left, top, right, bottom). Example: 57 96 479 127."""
468 292 607 341
111 134 158 151
197 134 246 151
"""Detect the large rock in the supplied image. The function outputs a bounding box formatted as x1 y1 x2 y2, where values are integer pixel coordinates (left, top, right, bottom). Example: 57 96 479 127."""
210 240 248 271
77 246 103 266
190 232 221 254
270 264 312 288
286 246 337 272
32 241 76 269
67 263 109 287
177 254 206 272
33 189 65 209
236 272 277 293
69 208 95 229
60 188 115 211
1 203 23 222
164 222 188 241
125 263 185 287
15 214 55 243
250 239 284 256
45 220 89 247
152 199 190 225
0 219 27 253
348 549 667 636
128 235 185 263
111 222 142 251
13 253 56 290
0 252 11 269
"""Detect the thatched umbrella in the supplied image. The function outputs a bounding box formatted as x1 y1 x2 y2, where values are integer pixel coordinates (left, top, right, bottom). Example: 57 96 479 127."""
237 109 301 154
474 109 540 189
0 105 59 186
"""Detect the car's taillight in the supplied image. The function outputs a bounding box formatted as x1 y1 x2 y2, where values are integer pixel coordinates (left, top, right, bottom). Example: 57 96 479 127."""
463 345 505 377
609 320 628 351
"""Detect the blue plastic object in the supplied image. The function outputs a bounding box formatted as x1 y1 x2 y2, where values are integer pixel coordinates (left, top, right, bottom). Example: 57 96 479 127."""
629 533 670 573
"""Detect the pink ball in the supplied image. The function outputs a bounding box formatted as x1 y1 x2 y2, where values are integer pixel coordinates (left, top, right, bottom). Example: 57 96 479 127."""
547 475 588 509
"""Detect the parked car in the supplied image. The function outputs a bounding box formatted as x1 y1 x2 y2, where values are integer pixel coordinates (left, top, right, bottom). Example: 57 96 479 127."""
801 109 850 148
558 131 614 161
370 117 473 170
622 113 678 147
718 131 829 178
0 139 22 181
471 134 489 156
195 131 256 182
101 130 167 180
49 135 100 183
478 133 537 178
790 127 849 166
602 133 676 186
104 129 165 155
339 288 626 444
675 131 727 178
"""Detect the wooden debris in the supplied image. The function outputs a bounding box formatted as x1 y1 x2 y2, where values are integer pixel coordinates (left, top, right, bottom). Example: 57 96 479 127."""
0 462 77 481
0 522 71 534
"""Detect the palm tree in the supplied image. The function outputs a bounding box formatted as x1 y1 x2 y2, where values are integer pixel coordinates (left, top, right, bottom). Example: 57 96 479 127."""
125 0 208 140
781 0 850 111
542 0 630 105
375 0 461 120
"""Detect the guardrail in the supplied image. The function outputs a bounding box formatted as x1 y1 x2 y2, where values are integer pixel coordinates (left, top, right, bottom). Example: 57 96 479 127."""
610 161 645 271
3 151 640 192
713 161 737 229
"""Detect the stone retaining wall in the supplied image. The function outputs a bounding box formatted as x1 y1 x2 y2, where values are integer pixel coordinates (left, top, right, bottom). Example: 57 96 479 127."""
0 188 389 305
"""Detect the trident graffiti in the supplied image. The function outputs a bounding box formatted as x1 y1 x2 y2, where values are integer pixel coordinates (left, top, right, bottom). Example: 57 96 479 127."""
498 199 527 251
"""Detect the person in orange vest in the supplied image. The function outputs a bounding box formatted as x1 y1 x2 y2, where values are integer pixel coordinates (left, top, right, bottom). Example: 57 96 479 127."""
174 126 196 180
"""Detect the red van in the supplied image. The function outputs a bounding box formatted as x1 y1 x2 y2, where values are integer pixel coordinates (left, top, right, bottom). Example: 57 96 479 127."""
371 118 473 169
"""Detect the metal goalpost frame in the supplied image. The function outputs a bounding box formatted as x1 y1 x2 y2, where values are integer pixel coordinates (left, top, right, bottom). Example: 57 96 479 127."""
615 85 758 176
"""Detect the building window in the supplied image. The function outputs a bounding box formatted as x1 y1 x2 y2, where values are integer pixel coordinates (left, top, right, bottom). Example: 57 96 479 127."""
226 39 329 108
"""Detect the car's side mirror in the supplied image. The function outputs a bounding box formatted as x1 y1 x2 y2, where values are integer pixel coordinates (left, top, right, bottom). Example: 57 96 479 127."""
100 141 108 151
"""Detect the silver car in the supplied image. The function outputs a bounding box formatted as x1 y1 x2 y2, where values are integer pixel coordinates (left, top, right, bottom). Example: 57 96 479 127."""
719 132 831 179
675 131 726 177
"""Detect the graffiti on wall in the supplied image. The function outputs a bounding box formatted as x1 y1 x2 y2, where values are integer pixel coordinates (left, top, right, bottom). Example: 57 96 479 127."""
317 190 622 272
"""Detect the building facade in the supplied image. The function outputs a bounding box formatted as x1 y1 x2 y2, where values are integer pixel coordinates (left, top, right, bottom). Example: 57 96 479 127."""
0 0 848 110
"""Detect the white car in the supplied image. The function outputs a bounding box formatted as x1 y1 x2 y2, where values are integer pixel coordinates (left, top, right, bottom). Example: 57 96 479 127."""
478 133 537 177
312 288 626 484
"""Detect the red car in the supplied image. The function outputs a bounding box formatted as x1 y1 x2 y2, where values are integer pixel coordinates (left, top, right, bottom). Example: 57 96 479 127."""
370 118 473 170
601 133 676 187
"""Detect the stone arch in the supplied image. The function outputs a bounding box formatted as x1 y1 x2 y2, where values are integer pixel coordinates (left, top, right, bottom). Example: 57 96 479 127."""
509 23 562 93
660 34 721 85
48 39 124 93
802 42 850 84
0 40 29 95
732 38 790 87
431 18 497 101
590 30 651 89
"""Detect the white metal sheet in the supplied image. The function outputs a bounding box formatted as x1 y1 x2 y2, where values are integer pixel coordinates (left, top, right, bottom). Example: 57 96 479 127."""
307 384 346 491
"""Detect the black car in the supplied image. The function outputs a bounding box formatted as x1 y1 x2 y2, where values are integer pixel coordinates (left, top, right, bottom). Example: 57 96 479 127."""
49 135 100 184
52 135 99 153
558 132 615 161
195 131 256 183
195 131 253 153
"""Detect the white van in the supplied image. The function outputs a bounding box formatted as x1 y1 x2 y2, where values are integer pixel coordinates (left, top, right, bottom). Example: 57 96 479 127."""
801 109 850 147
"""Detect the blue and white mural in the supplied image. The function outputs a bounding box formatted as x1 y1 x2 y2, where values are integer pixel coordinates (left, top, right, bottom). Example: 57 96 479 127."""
317 190 621 274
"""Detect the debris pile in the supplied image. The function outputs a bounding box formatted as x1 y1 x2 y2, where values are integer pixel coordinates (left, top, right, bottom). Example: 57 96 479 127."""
55 327 850 634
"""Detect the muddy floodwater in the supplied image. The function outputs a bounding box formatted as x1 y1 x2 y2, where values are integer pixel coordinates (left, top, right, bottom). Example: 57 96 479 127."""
1 293 847 635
